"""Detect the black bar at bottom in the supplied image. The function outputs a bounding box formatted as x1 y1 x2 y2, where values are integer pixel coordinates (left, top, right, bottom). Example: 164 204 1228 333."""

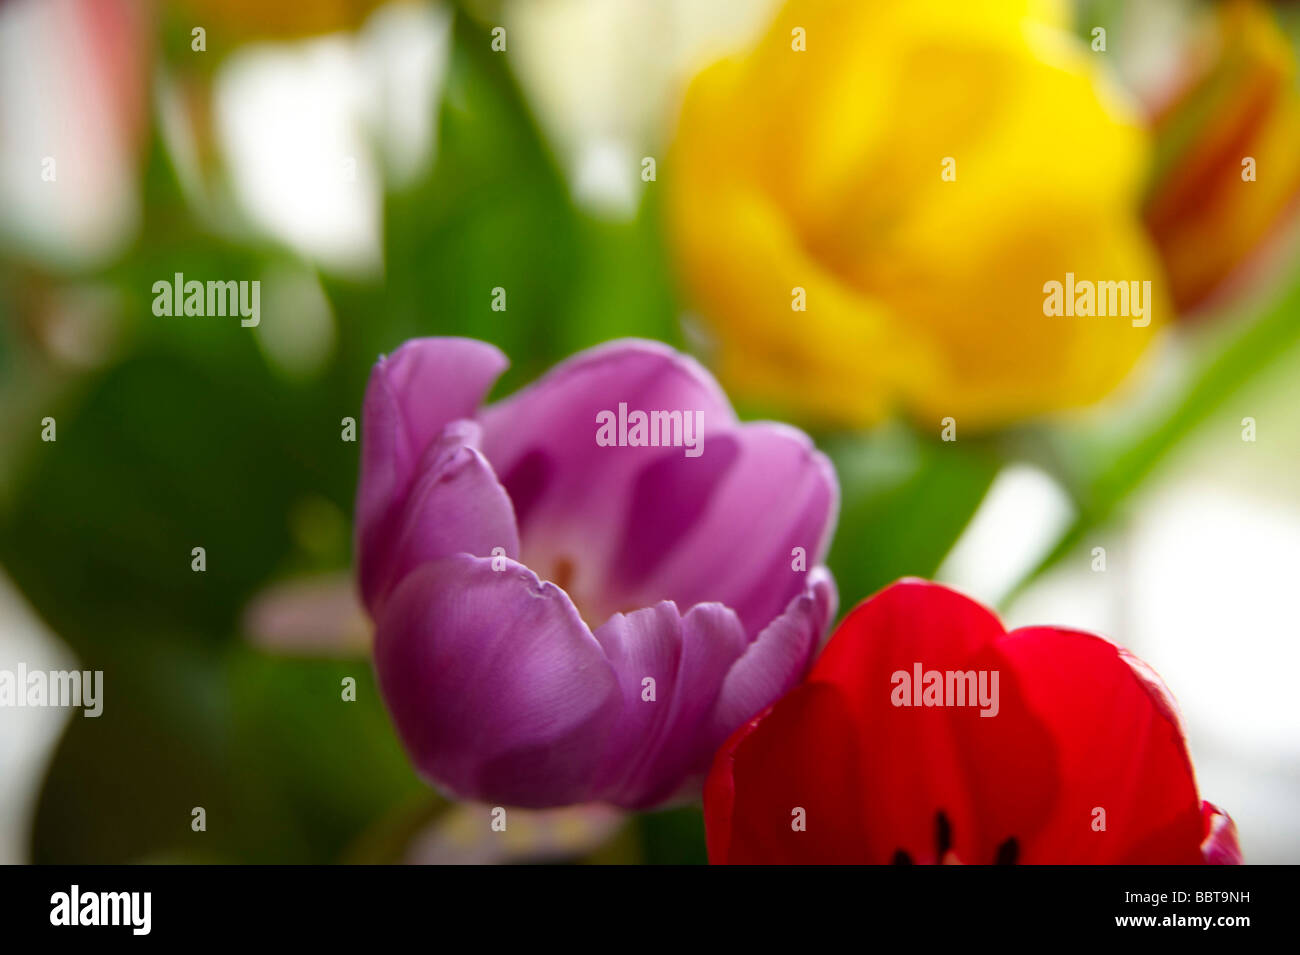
0 863 1278 941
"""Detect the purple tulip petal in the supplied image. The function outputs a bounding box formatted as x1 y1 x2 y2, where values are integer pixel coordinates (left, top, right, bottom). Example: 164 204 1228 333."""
373 555 620 808
370 420 522 609
358 336 844 812
710 567 837 738
607 423 838 636
590 601 748 808
477 340 737 619
356 338 508 610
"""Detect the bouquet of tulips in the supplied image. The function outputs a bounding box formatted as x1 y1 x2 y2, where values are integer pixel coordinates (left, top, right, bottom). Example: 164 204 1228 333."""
2 0 1297 868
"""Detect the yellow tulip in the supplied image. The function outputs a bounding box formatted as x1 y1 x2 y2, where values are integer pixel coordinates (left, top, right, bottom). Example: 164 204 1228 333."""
667 0 1167 430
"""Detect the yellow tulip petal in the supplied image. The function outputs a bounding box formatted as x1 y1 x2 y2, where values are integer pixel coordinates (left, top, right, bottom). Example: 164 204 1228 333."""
667 0 1167 430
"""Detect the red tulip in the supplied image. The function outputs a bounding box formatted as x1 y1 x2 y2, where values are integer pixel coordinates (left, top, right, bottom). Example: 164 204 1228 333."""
704 579 1241 864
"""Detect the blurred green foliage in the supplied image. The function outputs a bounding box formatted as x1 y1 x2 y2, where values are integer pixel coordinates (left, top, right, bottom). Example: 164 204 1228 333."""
0 11 685 865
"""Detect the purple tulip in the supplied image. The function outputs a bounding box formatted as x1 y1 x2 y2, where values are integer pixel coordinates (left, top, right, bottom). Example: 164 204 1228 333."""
355 338 838 809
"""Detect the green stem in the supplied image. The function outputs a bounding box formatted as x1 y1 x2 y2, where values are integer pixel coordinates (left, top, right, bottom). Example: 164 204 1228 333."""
1005 271 1300 605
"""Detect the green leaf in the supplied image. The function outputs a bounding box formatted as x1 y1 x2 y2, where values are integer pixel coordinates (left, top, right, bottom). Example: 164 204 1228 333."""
343 11 583 388
824 426 1000 609
327 11 680 396
225 650 427 863
1007 270 1300 601
635 806 709 865
30 634 233 863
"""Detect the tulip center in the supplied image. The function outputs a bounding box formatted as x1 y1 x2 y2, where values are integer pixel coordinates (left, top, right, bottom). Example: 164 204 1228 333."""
535 553 642 629
890 811 1019 865
550 557 576 595
523 544 621 628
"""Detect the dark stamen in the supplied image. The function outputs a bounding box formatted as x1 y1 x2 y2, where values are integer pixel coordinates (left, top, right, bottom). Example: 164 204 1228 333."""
935 811 952 858
892 850 914 865
994 838 1019 865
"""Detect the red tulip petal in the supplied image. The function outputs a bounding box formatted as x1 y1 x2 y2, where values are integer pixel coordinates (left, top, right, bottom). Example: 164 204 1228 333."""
705 682 870 864
708 580 1059 863
706 579 1228 865
818 581 1060 863
984 628 1205 863
1200 801 1244 865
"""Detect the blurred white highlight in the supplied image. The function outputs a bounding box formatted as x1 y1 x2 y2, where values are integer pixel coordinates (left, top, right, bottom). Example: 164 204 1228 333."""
213 2 451 275
937 464 1075 608
0 0 144 267
0 572 73 863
